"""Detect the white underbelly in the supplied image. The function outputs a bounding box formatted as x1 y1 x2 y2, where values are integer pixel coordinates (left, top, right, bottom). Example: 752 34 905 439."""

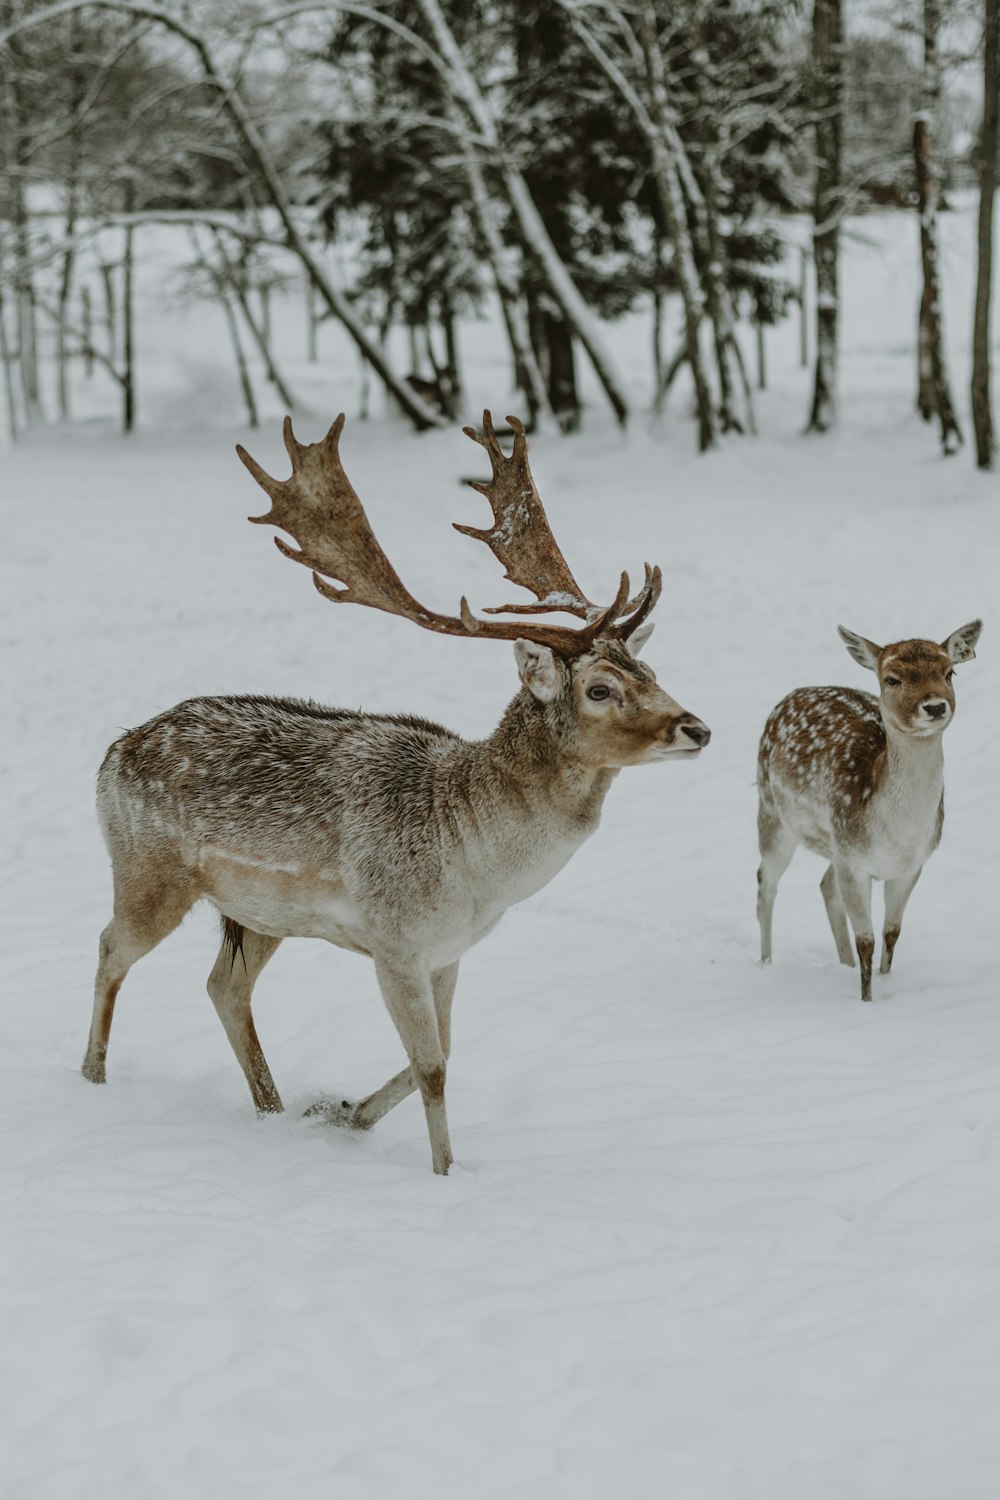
199 846 370 953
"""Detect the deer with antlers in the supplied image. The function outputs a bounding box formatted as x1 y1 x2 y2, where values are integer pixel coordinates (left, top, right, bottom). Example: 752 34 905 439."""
83 412 710 1173
756 620 982 1001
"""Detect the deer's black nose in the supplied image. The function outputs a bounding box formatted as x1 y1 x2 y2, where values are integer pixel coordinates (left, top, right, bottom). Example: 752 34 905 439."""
923 701 948 719
681 722 711 747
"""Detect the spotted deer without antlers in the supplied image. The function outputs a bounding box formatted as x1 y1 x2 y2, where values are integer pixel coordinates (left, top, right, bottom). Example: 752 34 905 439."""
756 620 982 1000
84 412 710 1173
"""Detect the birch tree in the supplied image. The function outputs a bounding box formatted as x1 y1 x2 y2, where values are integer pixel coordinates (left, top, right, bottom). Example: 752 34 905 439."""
971 0 998 469
913 0 962 455
807 0 844 433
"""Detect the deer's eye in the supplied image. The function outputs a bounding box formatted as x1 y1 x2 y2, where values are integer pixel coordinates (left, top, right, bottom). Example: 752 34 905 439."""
587 684 611 702
946 669 955 682
884 676 901 687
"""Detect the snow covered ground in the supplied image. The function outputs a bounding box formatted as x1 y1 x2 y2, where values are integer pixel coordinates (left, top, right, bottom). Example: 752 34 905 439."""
2 206 999 1498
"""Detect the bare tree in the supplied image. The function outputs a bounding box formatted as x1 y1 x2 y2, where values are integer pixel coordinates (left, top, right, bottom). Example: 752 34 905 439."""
913 0 962 455
0 0 447 431
971 0 998 469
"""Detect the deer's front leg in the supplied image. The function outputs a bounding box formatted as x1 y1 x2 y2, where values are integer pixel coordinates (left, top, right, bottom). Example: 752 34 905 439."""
834 864 875 1001
880 870 922 975
374 955 454 1175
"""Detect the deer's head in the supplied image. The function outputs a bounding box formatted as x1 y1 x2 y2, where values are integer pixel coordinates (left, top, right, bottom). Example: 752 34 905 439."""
838 622 982 738
238 412 710 765
513 634 709 768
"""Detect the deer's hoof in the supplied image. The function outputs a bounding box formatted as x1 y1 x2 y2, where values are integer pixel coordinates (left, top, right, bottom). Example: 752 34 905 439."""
304 1095 369 1131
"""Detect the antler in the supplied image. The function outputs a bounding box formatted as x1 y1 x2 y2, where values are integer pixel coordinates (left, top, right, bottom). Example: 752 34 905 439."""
458 411 657 628
237 411 660 656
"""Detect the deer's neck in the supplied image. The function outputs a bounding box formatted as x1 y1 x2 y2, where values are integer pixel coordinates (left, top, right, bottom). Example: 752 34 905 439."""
878 719 945 807
479 690 617 831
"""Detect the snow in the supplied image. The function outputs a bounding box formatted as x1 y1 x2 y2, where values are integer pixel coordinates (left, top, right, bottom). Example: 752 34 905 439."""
2 204 999 1498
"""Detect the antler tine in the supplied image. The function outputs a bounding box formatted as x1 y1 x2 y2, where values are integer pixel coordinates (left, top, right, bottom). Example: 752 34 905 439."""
579 570 631 639
282 414 306 466
236 442 284 514
616 564 662 641
618 562 653 620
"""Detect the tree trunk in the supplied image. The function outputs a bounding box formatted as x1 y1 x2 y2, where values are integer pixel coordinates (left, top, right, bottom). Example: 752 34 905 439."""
653 342 688 415
56 11 85 420
10 172 42 423
647 133 716 451
99 254 117 362
913 0 962 455
917 300 935 420
121 182 135 434
220 281 258 427
913 116 963 453
441 290 463 414
189 225 257 426
543 311 580 432
57 184 79 420
807 0 844 433
683 36 748 433
0 285 20 441
636 6 716 449
698 147 747 432
81 285 94 378
971 0 998 469
652 223 665 394
306 274 318 363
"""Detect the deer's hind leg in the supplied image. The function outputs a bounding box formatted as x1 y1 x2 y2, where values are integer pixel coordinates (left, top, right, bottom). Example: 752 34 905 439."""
832 864 875 1000
821 864 856 966
206 923 283 1115
84 861 200 1085
757 803 797 963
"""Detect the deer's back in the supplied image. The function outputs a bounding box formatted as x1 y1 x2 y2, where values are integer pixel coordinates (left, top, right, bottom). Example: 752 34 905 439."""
98 694 464 872
758 687 889 849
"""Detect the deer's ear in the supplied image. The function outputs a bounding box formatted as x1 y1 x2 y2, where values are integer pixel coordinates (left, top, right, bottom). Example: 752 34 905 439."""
514 640 564 702
626 621 655 658
942 620 982 663
837 625 881 672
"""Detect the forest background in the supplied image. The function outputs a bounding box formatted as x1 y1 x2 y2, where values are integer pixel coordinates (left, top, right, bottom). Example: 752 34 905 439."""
0 0 997 463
